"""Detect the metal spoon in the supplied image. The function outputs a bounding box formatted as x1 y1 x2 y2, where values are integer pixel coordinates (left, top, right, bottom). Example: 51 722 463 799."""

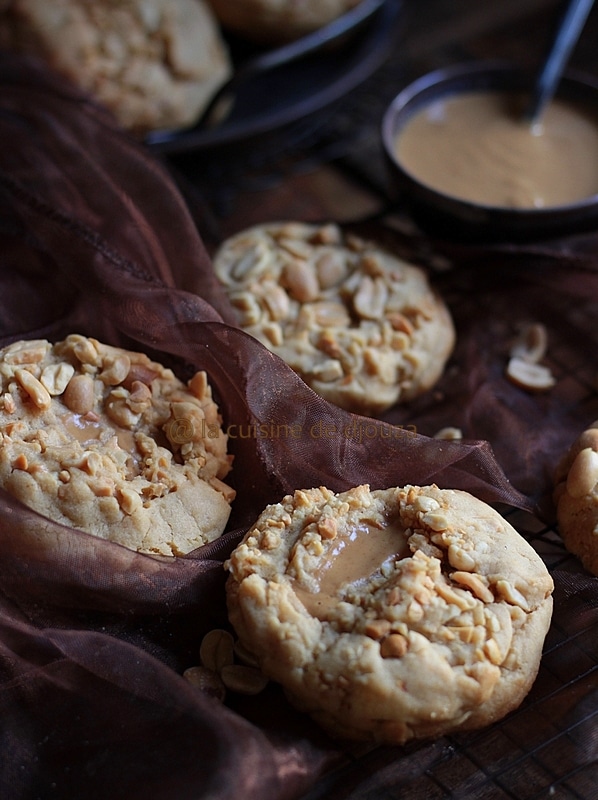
196 0 387 130
524 0 595 125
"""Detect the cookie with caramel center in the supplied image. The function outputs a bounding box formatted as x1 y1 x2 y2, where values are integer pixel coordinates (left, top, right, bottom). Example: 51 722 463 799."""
226 484 554 744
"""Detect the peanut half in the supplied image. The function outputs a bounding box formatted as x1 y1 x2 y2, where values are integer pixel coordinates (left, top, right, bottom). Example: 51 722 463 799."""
506 357 555 392
183 629 269 703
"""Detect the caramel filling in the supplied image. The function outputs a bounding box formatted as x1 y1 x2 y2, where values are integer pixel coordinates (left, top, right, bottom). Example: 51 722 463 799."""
296 520 410 619
58 411 141 481
61 411 105 445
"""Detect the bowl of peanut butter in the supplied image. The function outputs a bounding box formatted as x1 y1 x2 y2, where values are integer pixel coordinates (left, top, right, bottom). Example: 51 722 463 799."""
382 61 598 241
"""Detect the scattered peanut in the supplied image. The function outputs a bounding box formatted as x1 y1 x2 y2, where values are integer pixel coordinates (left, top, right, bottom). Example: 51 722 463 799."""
220 664 269 695
365 619 392 640
353 275 388 320
447 543 476 572
262 284 290 321
483 637 504 666
262 322 284 347
387 312 414 335
105 394 141 428
183 666 226 702
99 354 131 385
15 368 51 410
452 571 494 604
2 339 50 365
63 373 95 414
230 241 269 281
80 452 102 476
281 259 320 302
380 633 408 658
12 453 28 470
67 334 99 365
312 301 350 328
118 486 142 515
40 362 75 396
1 392 16 414
317 516 337 540
434 427 463 441
278 235 312 260
506 357 555 392
311 359 344 383
126 381 152 414
200 628 235 673
495 580 530 611
188 370 209 401
421 511 449 532
315 251 346 288
509 322 547 364
231 292 262 326
185 629 269 702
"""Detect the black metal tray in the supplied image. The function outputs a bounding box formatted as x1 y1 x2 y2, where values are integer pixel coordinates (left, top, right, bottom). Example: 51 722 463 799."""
145 0 402 154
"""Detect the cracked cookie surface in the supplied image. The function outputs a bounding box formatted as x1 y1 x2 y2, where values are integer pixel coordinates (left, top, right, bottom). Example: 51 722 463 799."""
0 335 235 555
554 421 598 574
213 222 455 416
226 484 553 744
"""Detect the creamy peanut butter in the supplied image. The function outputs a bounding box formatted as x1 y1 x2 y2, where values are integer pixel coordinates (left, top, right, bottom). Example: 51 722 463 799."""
60 410 137 453
60 411 105 444
395 91 598 209
296 520 410 619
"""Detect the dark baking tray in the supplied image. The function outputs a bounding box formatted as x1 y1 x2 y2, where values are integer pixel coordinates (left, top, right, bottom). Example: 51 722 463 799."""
145 0 403 154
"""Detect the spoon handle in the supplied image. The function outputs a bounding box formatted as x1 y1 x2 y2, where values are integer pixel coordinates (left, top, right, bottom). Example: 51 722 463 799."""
524 0 595 124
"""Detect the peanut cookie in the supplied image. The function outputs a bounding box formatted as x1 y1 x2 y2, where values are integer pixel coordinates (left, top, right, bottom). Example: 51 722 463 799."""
206 0 361 44
213 222 455 416
0 0 232 133
554 421 598 574
226 484 554 744
0 335 235 555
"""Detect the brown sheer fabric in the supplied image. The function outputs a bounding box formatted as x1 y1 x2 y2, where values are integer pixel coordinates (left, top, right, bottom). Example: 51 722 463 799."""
0 52 595 800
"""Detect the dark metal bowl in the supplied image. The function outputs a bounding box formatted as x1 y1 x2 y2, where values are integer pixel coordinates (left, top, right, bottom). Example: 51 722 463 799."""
381 61 598 242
